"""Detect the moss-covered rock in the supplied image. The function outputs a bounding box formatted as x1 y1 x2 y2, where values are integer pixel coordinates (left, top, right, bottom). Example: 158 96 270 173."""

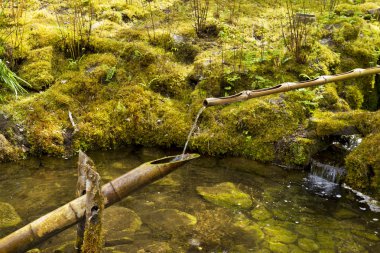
345 132 380 197
196 182 253 209
0 134 21 161
263 226 298 244
251 205 272 221
0 202 21 228
19 47 55 91
269 241 289 253
343 85 364 109
297 238 319 252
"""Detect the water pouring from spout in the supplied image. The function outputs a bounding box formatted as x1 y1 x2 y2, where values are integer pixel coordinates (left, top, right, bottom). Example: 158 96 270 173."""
181 106 206 157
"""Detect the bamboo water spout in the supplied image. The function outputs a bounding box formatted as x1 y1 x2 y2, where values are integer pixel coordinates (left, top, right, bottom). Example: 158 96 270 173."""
0 153 200 253
203 66 380 107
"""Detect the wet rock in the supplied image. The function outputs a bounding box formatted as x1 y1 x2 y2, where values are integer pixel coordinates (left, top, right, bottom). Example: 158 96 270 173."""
269 241 289 253
319 250 335 253
143 209 196 235
233 213 265 244
103 206 142 242
251 205 272 221
41 241 76 253
137 241 172 253
0 134 20 162
288 244 304 253
263 226 298 244
196 182 253 209
26 249 41 253
298 238 319 252
296 225 315 238
336 239 367 253
0 202 21 228
153 174 181 187
351 230 380 241
333 208 359 219
105 237 134 247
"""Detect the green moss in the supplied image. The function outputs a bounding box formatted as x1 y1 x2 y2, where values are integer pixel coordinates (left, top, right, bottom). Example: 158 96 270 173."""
316 231 335 250
26 24 60 50
281 137 323 167
80 53 118 83
310 111 356 136
99 10 123 24
269 241 289 253
196 182 253 209
264 226 298 244
0 134 21 161
345 132 380 197
18 47 55 91
317 85 350 112
251 206 272 221
297 238 319 252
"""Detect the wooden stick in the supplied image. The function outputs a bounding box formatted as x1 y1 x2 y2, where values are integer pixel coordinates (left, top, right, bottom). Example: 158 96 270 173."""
81 154 103 253
75 151 87 251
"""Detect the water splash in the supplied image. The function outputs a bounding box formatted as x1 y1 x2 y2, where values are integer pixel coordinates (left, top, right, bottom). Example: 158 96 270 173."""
304 159 346 197
343 184 380 212
182 106 206 157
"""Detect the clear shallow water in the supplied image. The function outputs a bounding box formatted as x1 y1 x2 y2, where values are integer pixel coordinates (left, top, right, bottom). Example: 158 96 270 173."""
0 147 379 253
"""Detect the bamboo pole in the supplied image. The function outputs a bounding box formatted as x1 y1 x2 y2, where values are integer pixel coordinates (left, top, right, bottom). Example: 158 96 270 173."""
203 66 380 107
0 153 200 253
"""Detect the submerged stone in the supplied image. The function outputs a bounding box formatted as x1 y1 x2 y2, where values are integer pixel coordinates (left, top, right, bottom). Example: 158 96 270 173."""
251 205 272 221
0 202 21 228
196 182 253 209
296 225 315 238
137 242 172 253
333 208 359 219
351 230 380 241
264 226 298 244
143 209 196 234
288 244 304 253
269 241 289 253
297 238 319 252
103 206 142 241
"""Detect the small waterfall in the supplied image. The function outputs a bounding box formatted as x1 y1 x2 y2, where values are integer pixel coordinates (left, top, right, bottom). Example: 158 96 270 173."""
304 159 346 197
310 159 346 184
182 106 206 157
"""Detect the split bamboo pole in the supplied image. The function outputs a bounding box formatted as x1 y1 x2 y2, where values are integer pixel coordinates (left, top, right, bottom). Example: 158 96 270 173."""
203 66 380 107
0 153 200 253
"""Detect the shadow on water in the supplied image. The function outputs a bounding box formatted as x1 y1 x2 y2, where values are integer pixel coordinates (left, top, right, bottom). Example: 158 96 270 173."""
0 147 379 252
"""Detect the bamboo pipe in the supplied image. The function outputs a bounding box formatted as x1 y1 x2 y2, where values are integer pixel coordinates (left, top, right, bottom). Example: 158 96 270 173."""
203 66 380 107
0 154 200 253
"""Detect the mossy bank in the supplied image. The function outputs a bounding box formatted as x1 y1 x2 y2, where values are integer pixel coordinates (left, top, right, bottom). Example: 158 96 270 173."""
1 0 380 199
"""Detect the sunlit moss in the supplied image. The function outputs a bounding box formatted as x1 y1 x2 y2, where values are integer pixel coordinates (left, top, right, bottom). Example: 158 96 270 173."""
18 47 55 91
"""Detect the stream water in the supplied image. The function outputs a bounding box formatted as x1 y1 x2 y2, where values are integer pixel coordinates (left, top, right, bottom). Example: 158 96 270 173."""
0 147 379 253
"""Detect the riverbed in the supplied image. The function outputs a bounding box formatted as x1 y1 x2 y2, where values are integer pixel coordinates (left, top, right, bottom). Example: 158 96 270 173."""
0 147 379 252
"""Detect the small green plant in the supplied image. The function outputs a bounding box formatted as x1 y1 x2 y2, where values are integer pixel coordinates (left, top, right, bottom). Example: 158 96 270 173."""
0 59 29 98
55 0 95 60
0 0 28 67
191 0 210 37
68 55 84 71
105 66 116 82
